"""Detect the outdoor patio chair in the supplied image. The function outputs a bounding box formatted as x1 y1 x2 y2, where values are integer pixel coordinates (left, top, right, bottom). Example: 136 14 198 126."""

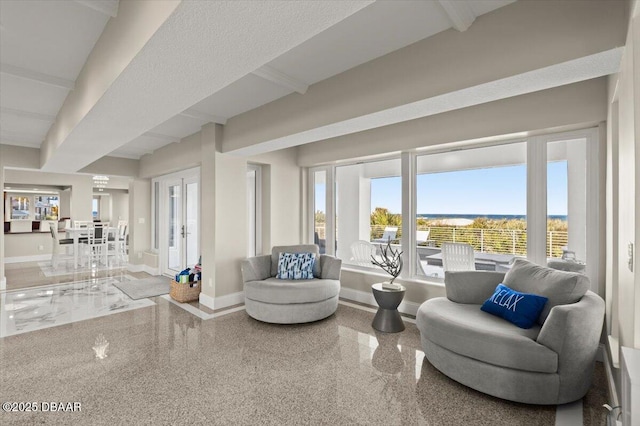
441 242 475 271
372 226 398 244
350 240 376 267
416 230 436 246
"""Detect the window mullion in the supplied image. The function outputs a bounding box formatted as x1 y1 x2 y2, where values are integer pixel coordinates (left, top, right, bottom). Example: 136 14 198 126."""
401 152 414 278
527 136 547 266
326 166 336 256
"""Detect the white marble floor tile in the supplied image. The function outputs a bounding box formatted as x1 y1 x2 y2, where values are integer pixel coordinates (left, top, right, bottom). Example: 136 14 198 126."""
0 278 154 337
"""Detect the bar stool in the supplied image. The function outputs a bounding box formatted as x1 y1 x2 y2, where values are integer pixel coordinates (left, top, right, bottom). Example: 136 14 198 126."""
82 223 108 267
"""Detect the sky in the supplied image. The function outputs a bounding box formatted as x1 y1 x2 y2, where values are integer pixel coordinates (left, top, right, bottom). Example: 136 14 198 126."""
315 162 569 217
370 162 568 216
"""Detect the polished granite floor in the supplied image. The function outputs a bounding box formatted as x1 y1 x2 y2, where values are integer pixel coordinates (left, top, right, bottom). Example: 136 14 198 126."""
0 289 609 425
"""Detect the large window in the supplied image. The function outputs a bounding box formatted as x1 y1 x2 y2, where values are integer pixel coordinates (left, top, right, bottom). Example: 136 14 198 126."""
416 143 527 278
309 129 599 287
335 158 401 267
313 170 328 254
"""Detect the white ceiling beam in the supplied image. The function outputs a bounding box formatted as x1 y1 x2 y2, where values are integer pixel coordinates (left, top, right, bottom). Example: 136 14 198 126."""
143 131 179 143
110 147 153 158
0 63 75 91
252 65 309 94
438 0 476 32
40 1 371 172
227 48 623 157
0 107 55 123
107 152 143 160
73 0 119 18
179 108 227 125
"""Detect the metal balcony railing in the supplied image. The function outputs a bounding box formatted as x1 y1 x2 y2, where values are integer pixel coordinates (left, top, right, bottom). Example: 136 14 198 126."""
317 223 568 258
369 224 568 258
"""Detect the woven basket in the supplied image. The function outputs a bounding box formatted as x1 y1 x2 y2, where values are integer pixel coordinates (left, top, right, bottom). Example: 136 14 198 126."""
170 280 201 303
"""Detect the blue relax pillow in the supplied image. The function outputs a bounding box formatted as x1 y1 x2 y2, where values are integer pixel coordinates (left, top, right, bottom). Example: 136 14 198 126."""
481 284 548 329
277 252 316 280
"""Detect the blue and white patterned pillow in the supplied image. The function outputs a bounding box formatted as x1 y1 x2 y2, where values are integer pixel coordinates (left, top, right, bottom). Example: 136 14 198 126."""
277 252 316 280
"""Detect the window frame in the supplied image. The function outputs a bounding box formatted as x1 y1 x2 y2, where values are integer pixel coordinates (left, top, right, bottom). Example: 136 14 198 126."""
308 166 334 255
247 164 263 257
307 127 601 291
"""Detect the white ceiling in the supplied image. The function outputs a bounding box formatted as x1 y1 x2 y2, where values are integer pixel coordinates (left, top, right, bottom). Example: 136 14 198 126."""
0 1 110 80
0 0 516 161
0 0 110 149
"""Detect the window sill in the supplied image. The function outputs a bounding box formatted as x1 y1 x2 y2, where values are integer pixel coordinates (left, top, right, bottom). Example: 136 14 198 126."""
340 265 445 288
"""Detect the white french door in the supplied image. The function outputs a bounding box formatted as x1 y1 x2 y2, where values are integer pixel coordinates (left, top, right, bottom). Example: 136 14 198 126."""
157 168 200 276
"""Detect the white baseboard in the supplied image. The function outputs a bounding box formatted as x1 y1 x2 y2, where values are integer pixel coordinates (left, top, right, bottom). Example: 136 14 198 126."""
126 264 144 273
608 335 620 368
4 254 51 264
126 264 160 275
142 265 160 275
199 291 245 311
161 295 245 320
602 341 620 408
339 286 421 317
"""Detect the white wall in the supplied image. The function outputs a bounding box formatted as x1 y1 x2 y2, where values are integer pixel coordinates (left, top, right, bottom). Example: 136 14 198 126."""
128 179 151 266
607 0 640 350
94 189 129 223
110 190 129 223
5 233 52 259
98 195 110 221
60 189 71 219
139 125 302 301
5 170 94 222
336 164 372 261
250 148 302 249
566 139 588 262
212 149 247 297
210 141 302 297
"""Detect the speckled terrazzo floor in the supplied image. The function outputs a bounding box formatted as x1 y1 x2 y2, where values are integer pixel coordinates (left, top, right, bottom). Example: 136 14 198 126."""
0 297 607 425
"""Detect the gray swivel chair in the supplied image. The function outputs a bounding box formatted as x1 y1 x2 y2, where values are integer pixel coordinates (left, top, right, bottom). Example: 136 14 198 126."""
241 244 342 324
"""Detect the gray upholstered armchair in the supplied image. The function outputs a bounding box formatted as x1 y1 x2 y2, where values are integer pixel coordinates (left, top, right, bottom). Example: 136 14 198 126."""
241 244 342 324
416 260 604 405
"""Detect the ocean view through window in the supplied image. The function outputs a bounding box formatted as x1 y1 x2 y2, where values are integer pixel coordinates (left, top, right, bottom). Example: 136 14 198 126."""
413 143 529 277
309 129 597 286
